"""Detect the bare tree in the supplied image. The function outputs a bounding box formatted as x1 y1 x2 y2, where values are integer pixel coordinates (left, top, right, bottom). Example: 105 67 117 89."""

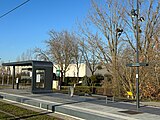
71 36 83 82
79 0 159 98
16 48 33 61
34 48 51 61
78 25 103 76
46 30 76 89
79 0 126 95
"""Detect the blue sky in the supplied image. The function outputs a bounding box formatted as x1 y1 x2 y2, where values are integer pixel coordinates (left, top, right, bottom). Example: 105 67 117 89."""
0 0 91 62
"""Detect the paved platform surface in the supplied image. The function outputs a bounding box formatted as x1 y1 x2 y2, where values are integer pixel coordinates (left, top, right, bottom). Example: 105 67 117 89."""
0 89 160 120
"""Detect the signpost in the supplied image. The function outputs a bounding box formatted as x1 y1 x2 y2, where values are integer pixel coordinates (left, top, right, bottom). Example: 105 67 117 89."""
126 63 149 67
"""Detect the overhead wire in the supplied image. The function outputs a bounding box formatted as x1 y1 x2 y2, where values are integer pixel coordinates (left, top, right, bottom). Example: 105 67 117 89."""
0 0 31 19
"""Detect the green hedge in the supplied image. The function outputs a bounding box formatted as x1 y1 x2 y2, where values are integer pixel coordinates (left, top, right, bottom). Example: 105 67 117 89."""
75 86 91 94
61 86 91 95
61 86 107 95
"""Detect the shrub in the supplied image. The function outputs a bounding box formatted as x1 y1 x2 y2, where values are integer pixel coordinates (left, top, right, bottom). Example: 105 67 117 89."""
75 86 91 94
80 76 90 86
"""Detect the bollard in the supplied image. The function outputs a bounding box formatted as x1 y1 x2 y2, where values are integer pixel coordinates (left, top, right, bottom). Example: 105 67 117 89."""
106 96 108 104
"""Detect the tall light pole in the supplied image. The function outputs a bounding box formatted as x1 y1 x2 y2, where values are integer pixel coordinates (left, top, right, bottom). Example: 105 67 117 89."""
136 0 140 110
127 0 148 110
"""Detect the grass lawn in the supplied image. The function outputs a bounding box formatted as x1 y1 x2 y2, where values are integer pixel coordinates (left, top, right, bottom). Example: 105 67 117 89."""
0 85 12 90
0 100 61 120
0 111 14 120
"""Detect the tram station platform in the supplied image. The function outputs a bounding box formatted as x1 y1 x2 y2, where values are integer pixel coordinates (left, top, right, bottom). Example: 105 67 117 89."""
0 89 160 120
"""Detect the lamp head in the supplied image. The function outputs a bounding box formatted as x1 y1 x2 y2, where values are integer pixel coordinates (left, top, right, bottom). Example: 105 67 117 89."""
118 33 122 36
139 17 145 22
116 28 123 33
131 9 137 17
116 28 123 36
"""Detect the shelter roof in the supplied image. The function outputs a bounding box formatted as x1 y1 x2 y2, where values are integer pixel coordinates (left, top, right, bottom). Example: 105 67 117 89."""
2 60 53 67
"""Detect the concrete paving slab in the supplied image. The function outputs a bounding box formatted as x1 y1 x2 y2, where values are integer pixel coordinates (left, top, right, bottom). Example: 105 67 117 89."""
0 89 160 120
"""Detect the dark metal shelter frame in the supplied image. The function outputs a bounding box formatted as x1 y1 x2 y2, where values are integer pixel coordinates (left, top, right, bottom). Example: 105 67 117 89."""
2 60 53 93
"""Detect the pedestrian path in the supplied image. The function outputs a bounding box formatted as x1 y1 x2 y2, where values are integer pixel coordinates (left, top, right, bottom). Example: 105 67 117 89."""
0 89 160 120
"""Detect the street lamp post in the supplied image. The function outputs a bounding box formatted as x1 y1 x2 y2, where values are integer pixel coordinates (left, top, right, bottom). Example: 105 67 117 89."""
126 0 148 110
136 0 140 110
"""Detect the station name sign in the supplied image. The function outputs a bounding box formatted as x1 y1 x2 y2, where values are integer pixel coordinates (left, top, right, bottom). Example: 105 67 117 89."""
126 63 149 67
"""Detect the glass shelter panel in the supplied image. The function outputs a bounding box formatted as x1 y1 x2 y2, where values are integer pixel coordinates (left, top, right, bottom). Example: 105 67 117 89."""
36 69 45 89
20 68 32 89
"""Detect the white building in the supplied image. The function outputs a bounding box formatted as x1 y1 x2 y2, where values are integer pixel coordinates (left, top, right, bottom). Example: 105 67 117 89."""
53 63 108 78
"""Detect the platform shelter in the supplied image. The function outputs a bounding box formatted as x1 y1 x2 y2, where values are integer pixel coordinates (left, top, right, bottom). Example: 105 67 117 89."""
2 60 53 93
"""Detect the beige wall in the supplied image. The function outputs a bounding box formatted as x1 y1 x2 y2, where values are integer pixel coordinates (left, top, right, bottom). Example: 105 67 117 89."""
53 63 108 77
53 63 88 77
